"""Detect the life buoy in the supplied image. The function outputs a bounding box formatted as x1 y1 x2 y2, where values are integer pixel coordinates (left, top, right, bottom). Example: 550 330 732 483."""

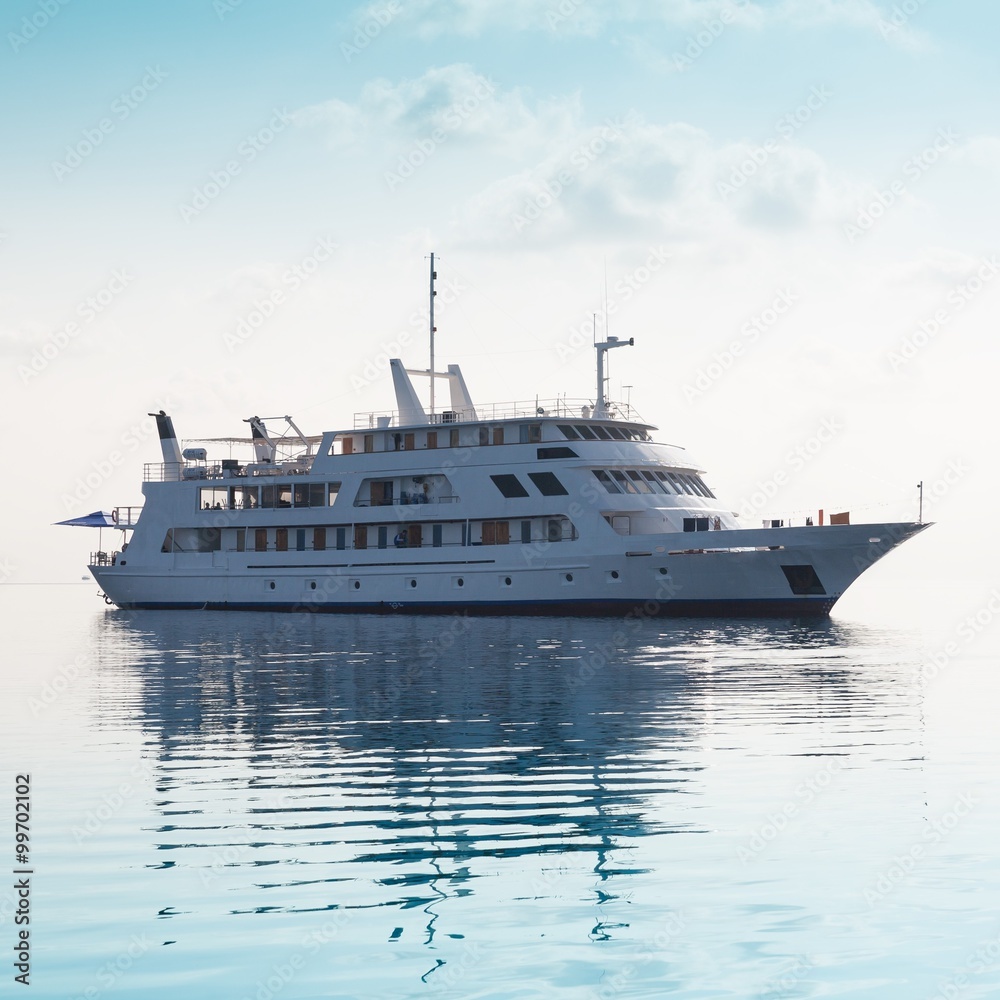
111 509 118 524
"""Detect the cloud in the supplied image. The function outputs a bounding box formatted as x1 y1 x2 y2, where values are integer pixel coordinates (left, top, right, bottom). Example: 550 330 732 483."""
366 0 931 48
949 135 1000 168
295 64 579 155
451 116 845 247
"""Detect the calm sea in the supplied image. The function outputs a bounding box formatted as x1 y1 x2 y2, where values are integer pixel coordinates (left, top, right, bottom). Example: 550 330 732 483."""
3 580 999 999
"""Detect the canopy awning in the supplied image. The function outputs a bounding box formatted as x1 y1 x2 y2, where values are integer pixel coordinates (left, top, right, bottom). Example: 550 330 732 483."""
54 510 118 528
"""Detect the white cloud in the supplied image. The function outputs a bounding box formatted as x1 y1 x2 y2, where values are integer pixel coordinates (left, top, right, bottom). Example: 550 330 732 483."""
450 115 847 248
367 0 930 47
949 135 1000 167
295 64 579 154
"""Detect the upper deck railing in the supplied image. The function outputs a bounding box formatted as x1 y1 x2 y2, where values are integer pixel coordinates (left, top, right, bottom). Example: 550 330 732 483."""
144 457 314 482
352 398 643 429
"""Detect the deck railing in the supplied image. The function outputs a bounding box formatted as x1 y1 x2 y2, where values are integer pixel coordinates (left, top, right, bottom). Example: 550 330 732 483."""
353 398 642 429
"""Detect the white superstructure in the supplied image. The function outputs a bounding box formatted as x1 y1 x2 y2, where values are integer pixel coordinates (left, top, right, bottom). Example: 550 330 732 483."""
84 262 928 616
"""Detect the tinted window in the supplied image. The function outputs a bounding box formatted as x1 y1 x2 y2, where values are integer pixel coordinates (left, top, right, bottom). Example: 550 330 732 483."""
537 447 577 459
557 425 581 440
528 471 569 496
591 426 611 440
575 425 597 440
491 474 529 498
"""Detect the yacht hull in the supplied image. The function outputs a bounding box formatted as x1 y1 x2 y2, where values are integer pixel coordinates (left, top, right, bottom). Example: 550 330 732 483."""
92 521 926 618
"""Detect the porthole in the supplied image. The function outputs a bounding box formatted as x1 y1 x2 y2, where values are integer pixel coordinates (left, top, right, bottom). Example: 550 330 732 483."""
410 579 417 588
353 580 361 590
611 570 619 580
658 567 668 576
269 581 276 590
457 577 464 587
504 576 512 586
310 581 317 590
565 573 573 583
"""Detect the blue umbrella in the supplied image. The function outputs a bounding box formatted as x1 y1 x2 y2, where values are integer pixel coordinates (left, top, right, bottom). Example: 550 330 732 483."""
54 511 118 527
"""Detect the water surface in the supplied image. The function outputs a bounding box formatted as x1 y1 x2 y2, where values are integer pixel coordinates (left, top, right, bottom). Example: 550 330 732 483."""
3 582 999 999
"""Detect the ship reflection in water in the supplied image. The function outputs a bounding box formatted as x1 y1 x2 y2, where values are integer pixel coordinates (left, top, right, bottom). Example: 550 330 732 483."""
84 611 922 997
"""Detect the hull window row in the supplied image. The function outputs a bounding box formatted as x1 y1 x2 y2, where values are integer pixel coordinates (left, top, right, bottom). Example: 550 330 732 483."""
200 482 341 511
163 517 576 555
593 468 715 499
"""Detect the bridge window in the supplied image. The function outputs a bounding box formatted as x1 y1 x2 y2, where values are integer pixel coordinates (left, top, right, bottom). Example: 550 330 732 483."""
594 470 621 493
627 471 653 494
557 424 580 440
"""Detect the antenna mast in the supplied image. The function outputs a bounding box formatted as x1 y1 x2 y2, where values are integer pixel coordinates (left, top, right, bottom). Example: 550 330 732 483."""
429 252 437 416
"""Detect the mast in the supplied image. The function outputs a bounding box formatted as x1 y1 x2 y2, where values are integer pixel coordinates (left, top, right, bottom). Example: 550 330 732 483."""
593 336 634 418
429 252 436 416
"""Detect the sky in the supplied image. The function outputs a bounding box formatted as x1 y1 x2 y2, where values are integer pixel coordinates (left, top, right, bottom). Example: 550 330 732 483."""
1 0 997 585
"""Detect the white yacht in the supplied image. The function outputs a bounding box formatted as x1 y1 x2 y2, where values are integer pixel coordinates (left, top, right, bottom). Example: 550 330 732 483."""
82 261 927 616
